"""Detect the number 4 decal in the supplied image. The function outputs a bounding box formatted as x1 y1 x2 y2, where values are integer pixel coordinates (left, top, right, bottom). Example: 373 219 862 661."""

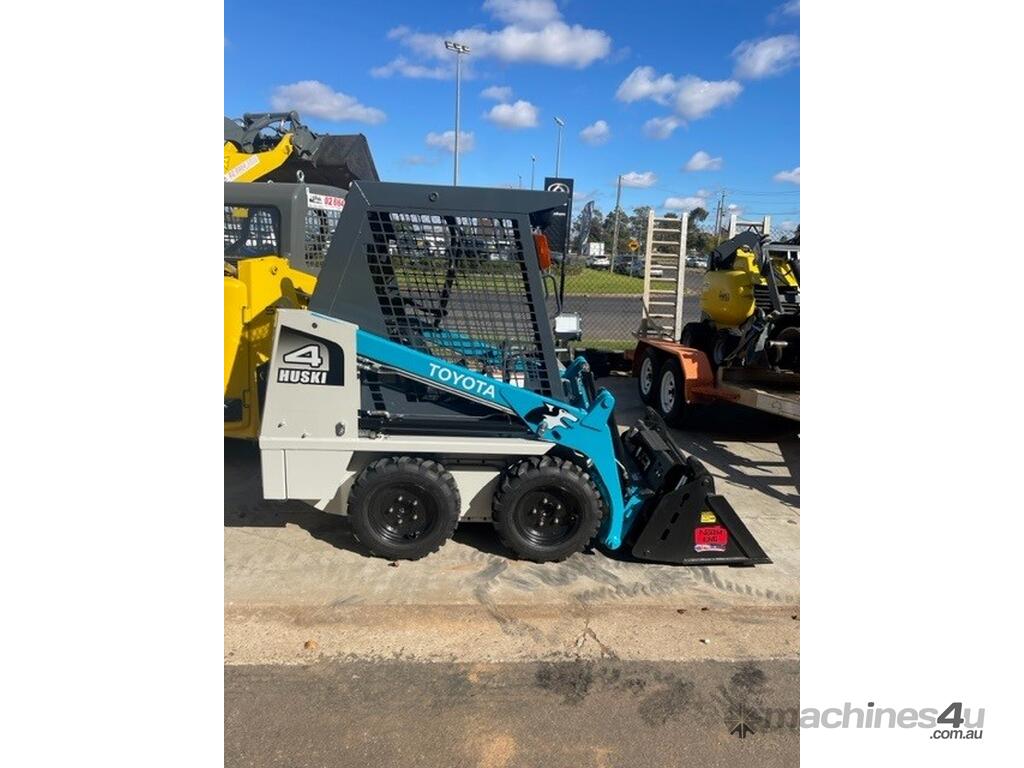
283 343 324 368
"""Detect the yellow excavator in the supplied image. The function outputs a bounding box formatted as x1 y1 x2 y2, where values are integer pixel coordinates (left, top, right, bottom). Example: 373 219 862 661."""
223 112 378 438
680 231 800 372
224 111 378 186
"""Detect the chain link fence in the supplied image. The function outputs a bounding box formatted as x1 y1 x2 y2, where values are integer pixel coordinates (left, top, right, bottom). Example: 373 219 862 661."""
550 252 704 351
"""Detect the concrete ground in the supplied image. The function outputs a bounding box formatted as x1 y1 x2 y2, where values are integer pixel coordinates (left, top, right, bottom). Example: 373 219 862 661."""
225 375 799 766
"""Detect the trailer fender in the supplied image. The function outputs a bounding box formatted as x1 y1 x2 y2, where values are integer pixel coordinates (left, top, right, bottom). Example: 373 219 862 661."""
633 339 715 403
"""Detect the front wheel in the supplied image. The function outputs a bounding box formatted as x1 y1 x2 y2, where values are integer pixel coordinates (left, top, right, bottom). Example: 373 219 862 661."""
680 321 713 358
637 347 661 405
492 456 604 562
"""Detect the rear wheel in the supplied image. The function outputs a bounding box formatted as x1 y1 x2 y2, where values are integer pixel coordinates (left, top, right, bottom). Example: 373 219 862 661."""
680 321 713 358
637 347 661 405
347 456 461 560
655 358 688 426
775 326 800 372
492 456 604 562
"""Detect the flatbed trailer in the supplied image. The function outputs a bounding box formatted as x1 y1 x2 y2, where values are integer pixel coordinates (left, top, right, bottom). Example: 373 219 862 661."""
629 212 799 424
631 337 799 423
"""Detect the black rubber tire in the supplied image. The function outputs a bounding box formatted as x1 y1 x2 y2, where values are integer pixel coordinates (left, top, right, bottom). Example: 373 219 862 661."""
347 456 461 560
654 357 688 426
636 347 661 405
776 326 800 372
684 321 716 364
492 456 604 562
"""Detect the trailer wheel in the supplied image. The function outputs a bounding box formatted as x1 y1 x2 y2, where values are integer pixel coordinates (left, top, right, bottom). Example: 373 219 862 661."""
655 358 687 426
637 348 661 405
347 456 461 561
492 456 604 562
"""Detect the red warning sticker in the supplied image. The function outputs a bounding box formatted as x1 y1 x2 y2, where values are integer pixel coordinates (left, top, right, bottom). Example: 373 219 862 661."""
694 525 729 553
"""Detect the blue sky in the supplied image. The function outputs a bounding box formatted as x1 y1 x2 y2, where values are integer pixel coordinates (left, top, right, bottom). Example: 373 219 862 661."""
225 0 800 232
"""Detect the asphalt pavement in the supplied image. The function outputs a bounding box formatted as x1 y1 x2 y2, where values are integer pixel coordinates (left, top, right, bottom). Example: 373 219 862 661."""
226 659 799 768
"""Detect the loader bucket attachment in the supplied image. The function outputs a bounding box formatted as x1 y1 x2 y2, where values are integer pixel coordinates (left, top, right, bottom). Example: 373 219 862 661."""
623 409 771 566
261 134 379 188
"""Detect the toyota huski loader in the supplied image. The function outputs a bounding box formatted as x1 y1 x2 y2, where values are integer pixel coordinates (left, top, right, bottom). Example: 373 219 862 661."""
257 181 770 566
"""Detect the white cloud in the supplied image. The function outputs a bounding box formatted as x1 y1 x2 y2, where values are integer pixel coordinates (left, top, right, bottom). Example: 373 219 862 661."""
485 99 539 129
270 80 386 124
621 171 657 188
664 195 707 212
779 1 799 16
643 116 681 140
733 35 800 79
684 150 722 171
727 203 744 218
615 66 678 104
483 0 560 27
674 76 743 120
426 130 475 153
617 67 741 122
579 120 611 145
389 6 611 70
774 166 800 184
481 85 513 101
371 57 450 79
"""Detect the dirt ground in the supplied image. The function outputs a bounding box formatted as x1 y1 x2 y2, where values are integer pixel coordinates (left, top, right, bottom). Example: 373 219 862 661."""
225 375 799 665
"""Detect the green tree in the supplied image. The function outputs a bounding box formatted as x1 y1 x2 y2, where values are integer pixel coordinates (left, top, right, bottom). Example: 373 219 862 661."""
629 206 652 250
681 207 713 253
602 207 630 255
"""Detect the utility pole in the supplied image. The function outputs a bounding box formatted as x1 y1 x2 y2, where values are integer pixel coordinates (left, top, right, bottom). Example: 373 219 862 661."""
713 189 726 245
610 173 623 271
444 41 470 186
530 155 536 189
518 174 522 189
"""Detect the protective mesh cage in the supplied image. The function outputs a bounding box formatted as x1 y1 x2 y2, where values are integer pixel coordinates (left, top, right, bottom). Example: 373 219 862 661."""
303 208 342 270
224 206 279 261
365 210 553 395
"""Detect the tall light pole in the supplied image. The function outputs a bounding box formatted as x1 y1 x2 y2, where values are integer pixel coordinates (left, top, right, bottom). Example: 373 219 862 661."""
610 173 623 272
444 40 470 186
553 117 565 176
530 155 536 189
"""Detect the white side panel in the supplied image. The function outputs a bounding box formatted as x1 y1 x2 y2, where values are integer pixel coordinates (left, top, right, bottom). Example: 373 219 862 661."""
285 449 358 502
260 449 287 499
455 468 503 521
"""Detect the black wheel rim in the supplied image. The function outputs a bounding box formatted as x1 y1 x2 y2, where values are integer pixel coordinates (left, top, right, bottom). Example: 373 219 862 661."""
512 488 582 547
366 482 438 544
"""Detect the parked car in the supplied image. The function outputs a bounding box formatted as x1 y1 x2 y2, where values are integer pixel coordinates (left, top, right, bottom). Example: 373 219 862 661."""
628 260 663 278
686 253 708 268
587 255 611 269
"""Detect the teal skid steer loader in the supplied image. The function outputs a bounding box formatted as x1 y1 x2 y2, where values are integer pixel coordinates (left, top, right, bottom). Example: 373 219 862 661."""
254 181 770 566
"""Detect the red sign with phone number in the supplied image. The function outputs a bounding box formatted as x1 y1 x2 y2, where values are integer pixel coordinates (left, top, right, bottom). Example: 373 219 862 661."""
694 525 729 552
